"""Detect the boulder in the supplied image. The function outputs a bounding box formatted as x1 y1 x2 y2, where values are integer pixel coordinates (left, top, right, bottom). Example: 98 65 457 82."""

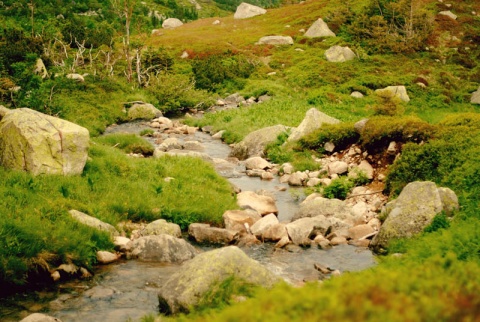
354 118 369 133
375 86 410 103
34 58 48 79
127 103 163 120
129 234 197 262
230 125 289 160
286 216 331 245
287 108 340 142
223 209 262 233
0 105 10 120
66 73 84 82
69 210 119 236
304 18 335 38
188 223 238 245
250 213 279 237
328 161 348 176
325 46 356 63
157 137 182 151
257 36 294 46
19 313 62 322
157 246 279 314
113 236 132 252
0 108 89 175
293 196 354 224
262 223 288 241
139 219 182 238
439 10 457 20
96 251 119 264
351 91 364 98
288 171 308 186
245 156 272 170
162 18 183 29
471 86 480 104
348 224 375 241
370 181 458 252
233 2 266 19
237 191 278 216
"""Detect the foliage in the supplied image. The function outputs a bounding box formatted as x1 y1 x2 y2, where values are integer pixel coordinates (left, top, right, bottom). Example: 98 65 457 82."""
94 133 154 155
424 213 450 233
322 177 354 200
299 122 359 153
0 143 237 293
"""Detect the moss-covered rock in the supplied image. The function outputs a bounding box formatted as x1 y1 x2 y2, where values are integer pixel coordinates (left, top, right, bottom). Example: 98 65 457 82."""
157 246 280 314
0 108 89 175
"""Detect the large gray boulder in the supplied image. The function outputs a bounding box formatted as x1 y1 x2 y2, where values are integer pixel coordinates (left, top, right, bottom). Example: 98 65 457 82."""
325 46 356 63
234 2 266 19
157 246 279 314
230 124 289 160
370 181 459 252
162 18 183 29
139 219 182 238
375 86 410 103
129 234 197 262
0 108 89 175
69 210 119 236
293 196 357 228
471 86 480 104
257 36 294 46
287 108 340 142
127 102 163 120
285 216 331 245
304 18 335 38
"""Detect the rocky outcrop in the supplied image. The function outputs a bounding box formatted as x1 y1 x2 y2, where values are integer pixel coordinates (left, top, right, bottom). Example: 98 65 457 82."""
370 181 458 252
129 234 197 262
230 124 289 160
287 108 340 142
257 36 294 45
0 108 89 175
325 46 356 62
304 18 335 38
157 246 279 314
234 2 266 19
162 18 183 29
127 102 163 120
237 191 278 216
375 86 410 102
188 223 238 244
69 210 119 236
139 219 182 238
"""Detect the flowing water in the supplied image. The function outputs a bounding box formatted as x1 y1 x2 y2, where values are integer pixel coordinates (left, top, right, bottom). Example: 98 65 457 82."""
0 121 376 322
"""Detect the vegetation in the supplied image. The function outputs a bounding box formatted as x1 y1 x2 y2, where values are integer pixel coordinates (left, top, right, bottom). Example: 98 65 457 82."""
0 0 480 320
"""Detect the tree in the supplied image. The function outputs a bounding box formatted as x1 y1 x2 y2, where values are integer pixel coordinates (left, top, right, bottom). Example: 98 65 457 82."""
113 0 138 83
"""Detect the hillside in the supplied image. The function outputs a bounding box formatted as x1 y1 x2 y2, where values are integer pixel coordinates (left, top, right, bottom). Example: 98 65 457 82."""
0 0 480 321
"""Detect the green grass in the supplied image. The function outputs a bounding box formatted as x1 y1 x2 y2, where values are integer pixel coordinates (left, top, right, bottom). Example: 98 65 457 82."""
0 142 238 294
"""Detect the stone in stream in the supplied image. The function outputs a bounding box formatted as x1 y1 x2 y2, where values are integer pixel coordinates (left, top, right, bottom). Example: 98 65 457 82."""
128 234 197 262
157 246 279 314
19 313 63 322
223 209 262 233
139 219 182 238
237 191 278 216
188 223 238 245
250 213 279 237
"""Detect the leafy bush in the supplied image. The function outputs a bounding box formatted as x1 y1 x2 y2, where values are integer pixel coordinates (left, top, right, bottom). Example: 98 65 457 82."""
299 122 359 153
424 213 450 233
323 177 354 200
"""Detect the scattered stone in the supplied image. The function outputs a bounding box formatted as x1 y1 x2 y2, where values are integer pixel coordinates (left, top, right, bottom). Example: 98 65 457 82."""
66 73 84 82
325 46 356 62
230 125 289 160
287 108 340 142
314 263 334 274
96 251 119 264
348 224 375 240
212 20 221 25
129 234 197 262
162 18 183 29
275 235 291 248
375 86 410 102
330 236 348 245
285 216 331 245
439 10 457 20
471 86 480 104
19 313 62 322
304 18 335 38
139 219 182 238
223 209 261 233
69 210 119 236
128 103 163 120
257 36 294 46
262 223 288 241
113 236 132 252
245 156 272 170
250 213 279 237
34 58 48 79
387 141 397 154
237 191 278 215
188 223 238 245
324 141 335 152
288 171 308 186
351 91 364 98
233 2 266 19
328 161 348 175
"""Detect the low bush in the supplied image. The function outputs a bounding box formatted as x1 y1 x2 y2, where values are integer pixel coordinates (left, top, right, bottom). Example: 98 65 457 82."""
322 177 354 200
94 134 154 156
299 122 359 153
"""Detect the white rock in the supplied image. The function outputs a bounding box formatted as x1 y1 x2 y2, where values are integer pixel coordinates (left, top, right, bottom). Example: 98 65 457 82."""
234 2 266 19
439 10 457 20
304 18 335 38
162 18 183 29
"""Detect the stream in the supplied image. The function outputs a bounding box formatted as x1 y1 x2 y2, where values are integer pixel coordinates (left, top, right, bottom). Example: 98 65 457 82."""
0 121 376 322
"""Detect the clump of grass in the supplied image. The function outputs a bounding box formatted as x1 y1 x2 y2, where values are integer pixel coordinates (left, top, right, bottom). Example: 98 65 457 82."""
94 133 155 156
299 122 359 153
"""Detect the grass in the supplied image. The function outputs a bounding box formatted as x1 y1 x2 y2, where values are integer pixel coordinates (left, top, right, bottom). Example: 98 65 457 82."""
0 141 238 294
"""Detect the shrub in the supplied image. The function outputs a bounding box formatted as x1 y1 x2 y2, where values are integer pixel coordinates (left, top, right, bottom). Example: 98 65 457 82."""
323 177 354 200
93 134 154 156
299 122 359 153
424 213 450 233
